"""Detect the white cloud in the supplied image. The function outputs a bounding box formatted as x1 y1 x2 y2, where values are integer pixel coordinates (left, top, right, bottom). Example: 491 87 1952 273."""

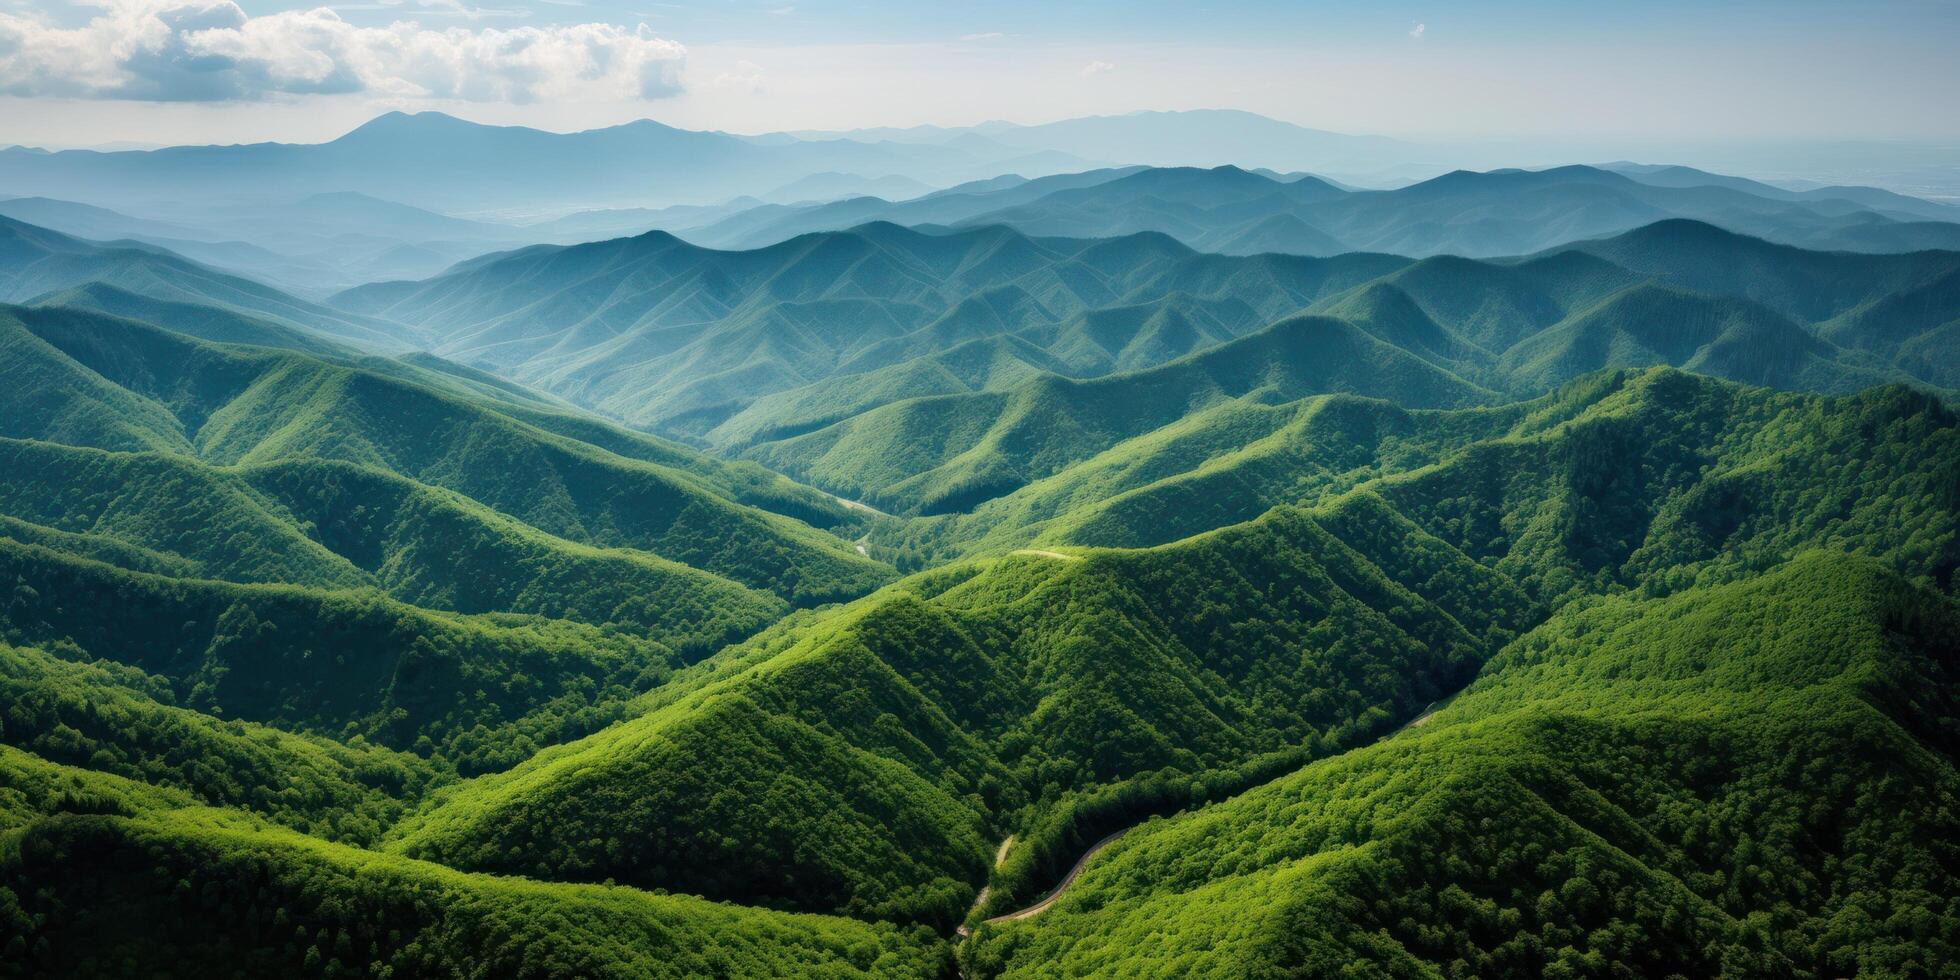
0 0 687 102
1079 59 1114 77
1409 22 1426 40
959 32 1002 42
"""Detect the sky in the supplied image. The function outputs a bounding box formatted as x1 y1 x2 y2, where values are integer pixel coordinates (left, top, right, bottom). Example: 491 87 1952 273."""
0 0 1957 149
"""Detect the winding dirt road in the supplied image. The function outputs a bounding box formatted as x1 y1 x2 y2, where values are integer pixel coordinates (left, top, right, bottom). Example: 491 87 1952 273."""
960 697 1451 936
981 830 1127 925
1011 549 1082 562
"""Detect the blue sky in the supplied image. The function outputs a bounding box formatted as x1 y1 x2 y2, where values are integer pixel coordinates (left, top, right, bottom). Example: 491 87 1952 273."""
1 0 1955 147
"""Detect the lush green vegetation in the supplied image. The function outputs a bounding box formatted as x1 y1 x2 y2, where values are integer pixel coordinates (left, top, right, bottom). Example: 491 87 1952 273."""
386 488 1535 925
323 195 1958 491
0 303 892 605
870 366 1959 585
710 222 1952 516
746 313 1495 515
1 198 1956 976
0 641 441 844
0 536 673 774
0 784 948 978
961 553 1960 977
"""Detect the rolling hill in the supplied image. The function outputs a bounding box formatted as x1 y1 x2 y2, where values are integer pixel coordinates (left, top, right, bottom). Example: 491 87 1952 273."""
0 300 897 789
960 551 1960 976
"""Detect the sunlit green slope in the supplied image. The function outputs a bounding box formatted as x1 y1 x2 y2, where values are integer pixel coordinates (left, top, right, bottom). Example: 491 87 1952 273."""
383 369 1955 940
962 552 1960 978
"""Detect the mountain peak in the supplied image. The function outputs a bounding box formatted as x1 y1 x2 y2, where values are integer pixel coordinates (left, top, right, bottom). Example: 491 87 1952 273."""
338 110 476 138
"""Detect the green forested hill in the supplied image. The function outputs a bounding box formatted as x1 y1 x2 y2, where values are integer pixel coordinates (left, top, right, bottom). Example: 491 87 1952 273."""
960 553 1960 977
0 305 891 605
877 369 1959 582
387 489 1529 928
330 221 1411 439
0 757 949 978
0 302 897 782
376 368 1954 943
0 642 443 844
743 313 1497 514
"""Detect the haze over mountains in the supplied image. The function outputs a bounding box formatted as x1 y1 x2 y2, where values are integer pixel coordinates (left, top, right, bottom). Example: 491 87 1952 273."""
5 110 1957 299
682 162 1960 255
2 103 1958 978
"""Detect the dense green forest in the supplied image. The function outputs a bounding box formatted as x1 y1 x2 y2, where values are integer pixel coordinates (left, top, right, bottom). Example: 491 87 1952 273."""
960 553 1960 977
0 200 1956 976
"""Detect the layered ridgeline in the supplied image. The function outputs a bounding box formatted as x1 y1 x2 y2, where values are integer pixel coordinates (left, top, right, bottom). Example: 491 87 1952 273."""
871 364 1960 570
326 215 1959 516
1 348 1954 970
374 369 1955 940
0 188 1956 975
734 223 1958 516
0 216 418 351
0 295 952 977
331 221 1413 438
0 301 892 773
3 364 1944 976
388 489 1531 928
680 163 1960 257
960 552 1960 977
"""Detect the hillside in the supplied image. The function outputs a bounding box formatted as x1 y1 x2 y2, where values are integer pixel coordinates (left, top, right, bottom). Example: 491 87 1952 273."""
0 764 949 977
743 313 1496 514
388 489 1531 928
961 553 1960 976
0 305 888 604
378 369 1956 939
0 301 895 787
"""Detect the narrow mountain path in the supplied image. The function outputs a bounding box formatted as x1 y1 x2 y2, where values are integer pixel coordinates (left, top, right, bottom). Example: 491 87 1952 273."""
960 698 1452 937
976 830 1128 927
834 496 886 557
960 836 1019 927
1011 549 1082 561
832 495 892 518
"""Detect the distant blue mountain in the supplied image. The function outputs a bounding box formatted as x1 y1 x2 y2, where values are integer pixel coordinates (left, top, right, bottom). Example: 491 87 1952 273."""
0 111 1097 213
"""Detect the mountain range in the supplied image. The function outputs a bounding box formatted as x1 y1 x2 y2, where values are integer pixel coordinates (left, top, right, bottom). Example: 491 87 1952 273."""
1 118 1957 978
4 111 1956 299
0 111 1099 215
318 217 1956 515
679 162 1960 257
